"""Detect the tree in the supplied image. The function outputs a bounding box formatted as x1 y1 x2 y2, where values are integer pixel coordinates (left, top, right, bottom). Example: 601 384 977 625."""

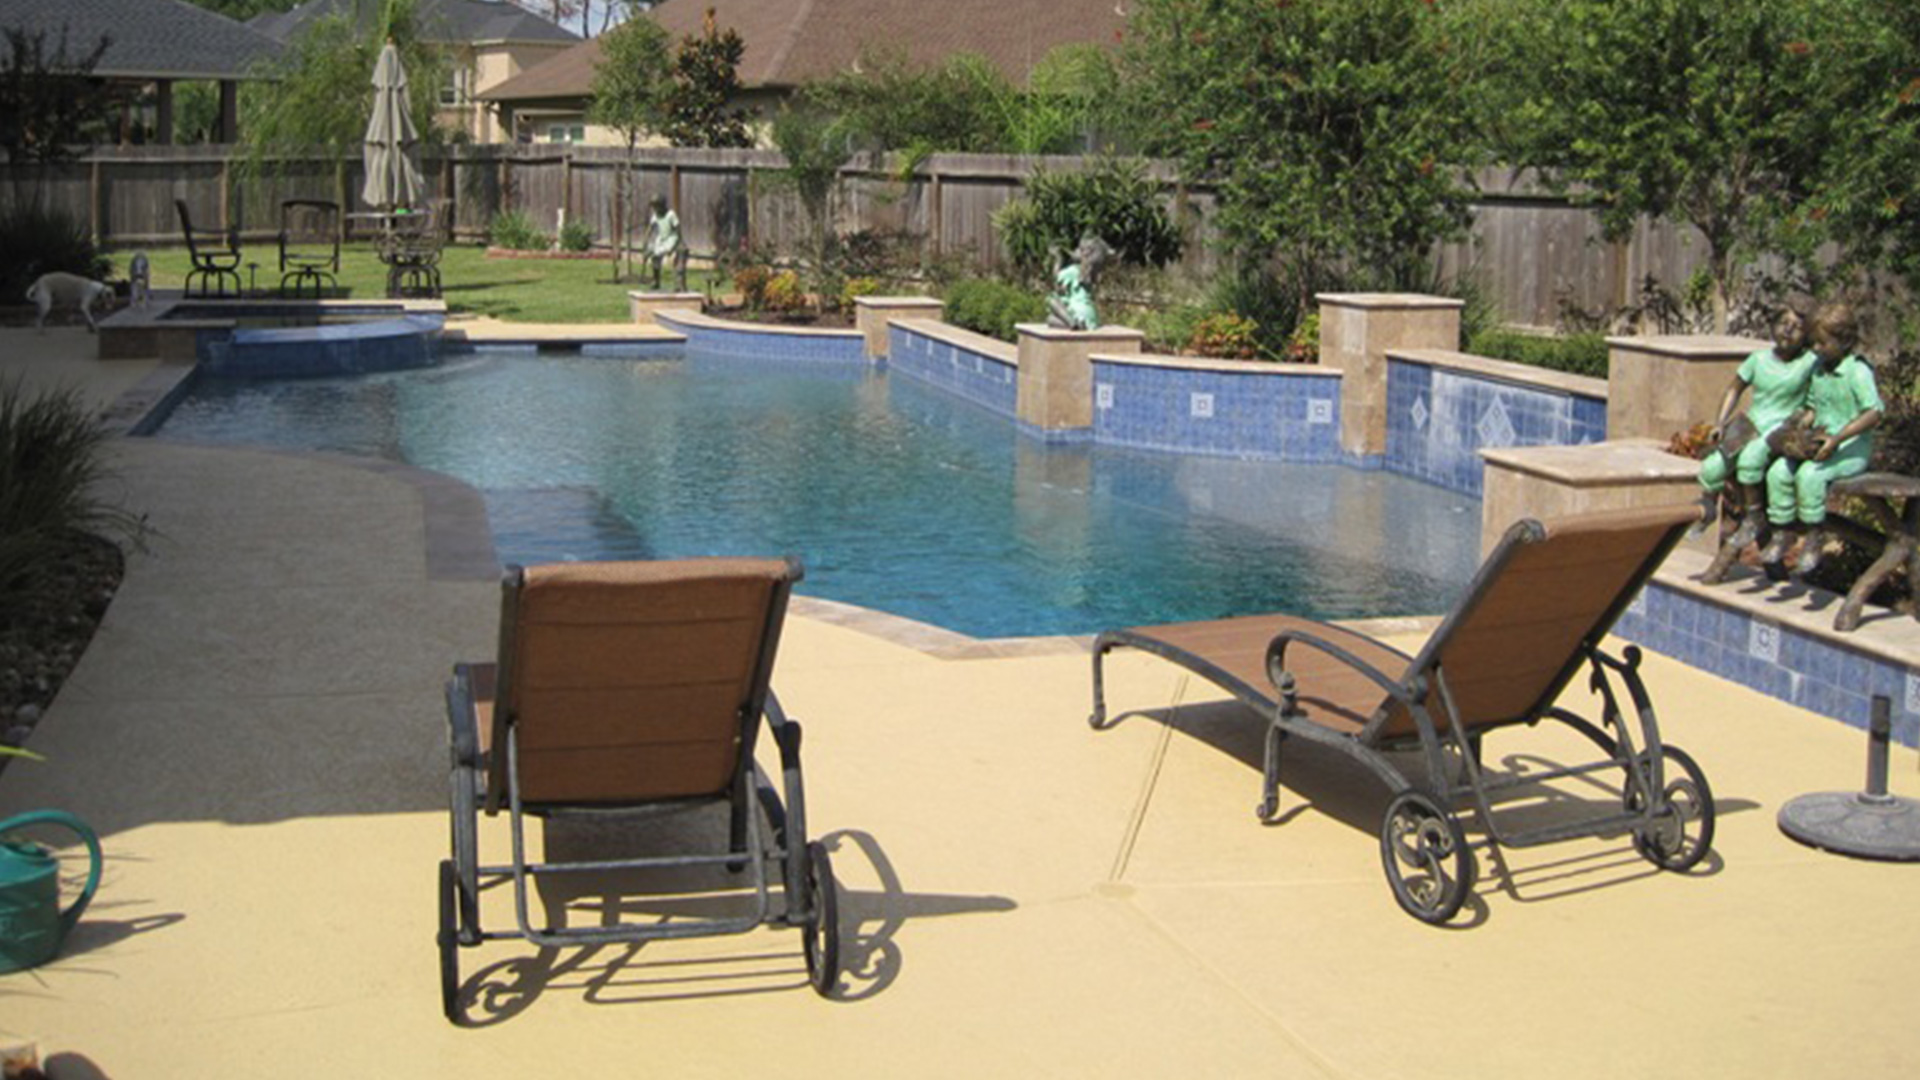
661 9 750 148
590 15 671 280
0 24 116 196
1122 0 1491 320
769 106 852 302
1504 0 1830 332
1799 0 1920 325
240 0 449 183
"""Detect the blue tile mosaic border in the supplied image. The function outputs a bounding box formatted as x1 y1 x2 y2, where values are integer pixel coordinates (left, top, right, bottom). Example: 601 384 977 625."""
657 313 867 364
1616 582 1920 747
1385 357 1608 496
1092 360 1343 462
887 324 1019 418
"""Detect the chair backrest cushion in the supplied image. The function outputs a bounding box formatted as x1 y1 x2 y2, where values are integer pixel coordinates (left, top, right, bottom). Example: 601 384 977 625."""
1374 504 1696 739
501 557 795 805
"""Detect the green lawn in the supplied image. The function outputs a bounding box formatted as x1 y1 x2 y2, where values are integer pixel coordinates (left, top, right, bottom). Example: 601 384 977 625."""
132 243 718 323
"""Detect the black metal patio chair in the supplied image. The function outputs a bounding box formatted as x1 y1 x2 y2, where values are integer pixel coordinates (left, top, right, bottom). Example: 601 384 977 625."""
277 199 340 298
175 199 243 297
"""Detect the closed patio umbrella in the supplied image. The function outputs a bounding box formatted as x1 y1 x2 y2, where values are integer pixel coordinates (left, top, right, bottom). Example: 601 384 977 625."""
362 40 424 211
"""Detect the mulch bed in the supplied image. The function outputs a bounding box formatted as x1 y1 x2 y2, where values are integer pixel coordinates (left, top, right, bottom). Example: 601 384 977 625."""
0 532 124 760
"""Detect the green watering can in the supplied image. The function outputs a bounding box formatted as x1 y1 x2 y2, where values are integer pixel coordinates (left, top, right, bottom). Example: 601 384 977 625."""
0 810 102 974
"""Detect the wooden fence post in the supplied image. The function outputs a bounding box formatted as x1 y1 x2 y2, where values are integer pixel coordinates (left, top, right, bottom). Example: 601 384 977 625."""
89 158 102 246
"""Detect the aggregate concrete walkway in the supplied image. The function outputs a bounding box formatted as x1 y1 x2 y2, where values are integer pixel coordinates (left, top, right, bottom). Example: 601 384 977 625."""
3 329 1919 1078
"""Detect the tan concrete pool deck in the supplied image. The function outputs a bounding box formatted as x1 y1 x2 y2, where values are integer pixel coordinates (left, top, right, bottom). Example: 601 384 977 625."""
4 328 1919 1078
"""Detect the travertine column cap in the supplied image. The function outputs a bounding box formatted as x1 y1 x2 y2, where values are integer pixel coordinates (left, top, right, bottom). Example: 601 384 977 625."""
1015 323 1147 343
1315 293 1464 310
1604 334 1768 358
853 295 945 311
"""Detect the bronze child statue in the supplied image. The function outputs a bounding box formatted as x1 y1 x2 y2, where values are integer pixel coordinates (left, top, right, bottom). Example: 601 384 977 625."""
1696 308 1815 584
643 195 688 291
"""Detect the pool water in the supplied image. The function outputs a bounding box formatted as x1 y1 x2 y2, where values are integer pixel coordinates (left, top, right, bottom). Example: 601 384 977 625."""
156 351 1483 638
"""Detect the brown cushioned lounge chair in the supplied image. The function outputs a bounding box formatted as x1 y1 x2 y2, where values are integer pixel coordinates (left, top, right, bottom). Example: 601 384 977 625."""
1088 504 1714 924
438 557 838 1020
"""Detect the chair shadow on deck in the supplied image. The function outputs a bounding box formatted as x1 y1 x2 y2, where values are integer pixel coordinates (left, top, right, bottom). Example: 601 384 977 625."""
1104 697 1755 919
448 822 1013 1027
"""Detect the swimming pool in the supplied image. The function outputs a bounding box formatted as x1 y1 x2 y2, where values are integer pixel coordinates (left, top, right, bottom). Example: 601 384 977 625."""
154 350 1482 638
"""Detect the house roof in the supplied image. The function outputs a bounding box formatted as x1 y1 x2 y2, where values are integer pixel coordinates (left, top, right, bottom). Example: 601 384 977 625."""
250 0 579 47
478 0 1128 104
0 0 284 81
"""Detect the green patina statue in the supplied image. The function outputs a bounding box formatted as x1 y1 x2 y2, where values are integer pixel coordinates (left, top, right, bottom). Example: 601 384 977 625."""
1046 234 1112 331
644 195 688 291
1696 308 1815 584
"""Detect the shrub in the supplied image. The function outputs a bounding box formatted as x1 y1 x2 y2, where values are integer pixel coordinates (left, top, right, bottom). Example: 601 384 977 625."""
993 159 1183 281
488 210 546 252
1187 313 1259 360
0 205 111 302
0 378 145 610
762 269 808 314
944 278 1046 343
1284 311 1320 364
733 264 773 310
1141 301 1208 355
839 275 882 312
1466 328 1610 379
558 218 593 253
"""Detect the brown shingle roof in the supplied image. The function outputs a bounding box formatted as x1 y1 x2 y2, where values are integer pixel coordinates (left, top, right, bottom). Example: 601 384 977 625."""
479 0 1127 103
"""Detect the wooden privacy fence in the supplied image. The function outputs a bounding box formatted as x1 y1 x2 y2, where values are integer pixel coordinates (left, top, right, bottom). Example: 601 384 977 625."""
1 145 1716 329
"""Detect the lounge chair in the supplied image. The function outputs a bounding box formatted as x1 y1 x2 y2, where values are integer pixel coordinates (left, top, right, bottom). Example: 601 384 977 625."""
175 199 243 297
1088 504 1714 924
277 199 339 298
438 557 839 1020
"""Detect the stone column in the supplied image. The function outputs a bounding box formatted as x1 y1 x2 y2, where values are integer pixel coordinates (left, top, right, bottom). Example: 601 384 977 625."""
1479 440 1703 558
1015 324 1145 437
627 291 704 325
854 296 945 360
1316 294 1462 457
1606 334 1768 443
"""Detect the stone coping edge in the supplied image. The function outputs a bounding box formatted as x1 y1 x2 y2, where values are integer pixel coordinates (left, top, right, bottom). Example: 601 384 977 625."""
892 318 1018 364
1389 347 1609 400
1093 351 1342 378
657 308 863 340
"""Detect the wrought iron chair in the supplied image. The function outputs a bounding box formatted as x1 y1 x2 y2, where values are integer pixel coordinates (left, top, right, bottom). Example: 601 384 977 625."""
1089 504 1715 924
438 557 840 1021
175 199 243 297
381 200 445 299
276 199 340 298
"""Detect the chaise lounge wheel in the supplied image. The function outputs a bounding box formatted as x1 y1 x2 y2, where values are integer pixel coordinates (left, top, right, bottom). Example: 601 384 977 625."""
802 841 841 996
437 859 461 1022
1628 745 1715 872
1379 791 1476 925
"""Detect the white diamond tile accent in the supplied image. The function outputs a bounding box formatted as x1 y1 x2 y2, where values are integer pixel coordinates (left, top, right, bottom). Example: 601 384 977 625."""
1476 397 1515 448
1410 398 1429 431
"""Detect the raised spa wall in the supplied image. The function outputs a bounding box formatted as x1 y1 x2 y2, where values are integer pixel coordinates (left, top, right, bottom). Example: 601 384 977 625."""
857 292 1920 746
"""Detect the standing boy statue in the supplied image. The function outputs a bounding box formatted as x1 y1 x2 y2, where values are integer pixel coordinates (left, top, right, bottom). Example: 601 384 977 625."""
644 195 688 291
1759 302 1883 578
1695 308 1815 584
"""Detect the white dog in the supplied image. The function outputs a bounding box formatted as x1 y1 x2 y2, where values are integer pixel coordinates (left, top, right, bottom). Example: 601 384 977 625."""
26 272 114 333
128 252 151 308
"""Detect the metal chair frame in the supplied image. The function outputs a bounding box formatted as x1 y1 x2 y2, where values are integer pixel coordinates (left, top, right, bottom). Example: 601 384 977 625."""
175 199 243 297
437 559 839 1022
1090 509 1716 924
277 199 340 298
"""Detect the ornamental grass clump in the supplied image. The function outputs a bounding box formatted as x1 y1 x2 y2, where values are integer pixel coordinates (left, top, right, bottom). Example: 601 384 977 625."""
0 379 146 611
